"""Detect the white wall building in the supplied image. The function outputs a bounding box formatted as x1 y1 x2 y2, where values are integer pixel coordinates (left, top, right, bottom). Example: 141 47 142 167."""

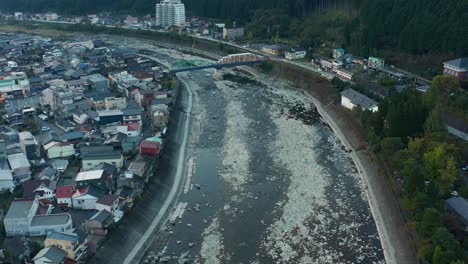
285 49 307 60
0 170 15 192
155 0 186 27
341 88 379 112
43 141 75 159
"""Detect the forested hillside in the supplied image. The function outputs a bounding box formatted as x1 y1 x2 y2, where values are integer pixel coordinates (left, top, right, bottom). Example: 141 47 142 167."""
0 0 467 56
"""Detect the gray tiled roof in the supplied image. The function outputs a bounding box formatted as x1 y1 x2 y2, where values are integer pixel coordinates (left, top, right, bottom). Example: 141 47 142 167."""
341 88 378 109
47 231 80 244
444 57 468 69
446 196 468 225
4 199 34 220
32 246 67 263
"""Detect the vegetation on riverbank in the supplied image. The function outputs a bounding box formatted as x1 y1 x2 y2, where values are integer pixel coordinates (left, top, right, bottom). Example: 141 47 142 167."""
347 76 468 263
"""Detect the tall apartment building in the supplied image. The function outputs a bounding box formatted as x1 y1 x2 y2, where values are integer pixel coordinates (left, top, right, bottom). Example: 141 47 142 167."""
155 0 186 27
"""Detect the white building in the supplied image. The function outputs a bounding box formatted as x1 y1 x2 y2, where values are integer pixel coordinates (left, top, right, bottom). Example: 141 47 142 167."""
341 88 379 112
4 197 72 237
72 185 103 210
43 141 75 159
0 170 15 192
155 0 186 27
334 68 354 80
285 48 307 60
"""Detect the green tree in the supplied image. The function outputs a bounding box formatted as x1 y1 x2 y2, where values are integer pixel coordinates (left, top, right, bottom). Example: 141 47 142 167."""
416 208 443 238
423 144 458 194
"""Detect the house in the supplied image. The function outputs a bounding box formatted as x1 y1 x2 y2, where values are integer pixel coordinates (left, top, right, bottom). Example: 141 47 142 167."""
368 57 385 70
96 110 123 125
56 185 74 208
4 197 73 237
72 185 105 210
122 105 143 124
23 179 57 200
333 48 345 60
445 196 468 232
140 139 160 157
222 27 244 40
443 57 468 80
44 231 87 260
96 195 119 215
285 48 307 60
261 45 282 56
7 153 31 183
80 145 124 171
38 167 59 180
117 186 135 209
152 109 169 128
443 112 468 141
0 170 15 191
320 59 333 70
85 209 113 235
32 246 67 264
75 169 112 189
44 141 75 159
334 68 354 81
105 97 127 110
19 131 40 160
82 74 108 91
341 88 379 112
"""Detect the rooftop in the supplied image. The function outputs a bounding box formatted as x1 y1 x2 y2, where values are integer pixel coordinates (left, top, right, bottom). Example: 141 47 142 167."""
96 194 118 206
47 231 80 244
56 185 74 199
76 170 104 182
444 57 468 70
0 170 13 181
4 198 35 220
87 209 112 224
30 213 71 227
446 196 468 225
32 246 67 263
7 153 30 170
341 88 378 109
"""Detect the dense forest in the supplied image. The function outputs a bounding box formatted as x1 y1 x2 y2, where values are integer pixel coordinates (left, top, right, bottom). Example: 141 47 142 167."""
0 0 467 56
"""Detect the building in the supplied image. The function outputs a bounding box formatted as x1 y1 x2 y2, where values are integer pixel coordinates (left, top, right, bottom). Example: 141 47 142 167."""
140 139 161 157
155 0 186 28
80 146 124 171
0 170 15 192
32 246 67 264
368 57 385 70
285 48 307 60
44 231 87 260
19 131 40 160
124 16 138 25
341 88 379 112
261 45 282 56
105 97 127 110
75 170 111 189
85 209 113 235
333 48 345 61
96 110 123 126
23 179 56 200
445 196 468 232
4 197 73 237
82 74 108 91
7 153 31 183
96 195 119 215
443 112 468 141
56 185 74 208
222 27 245 40
72 185 105 210
334 68 354 81
443 57 468 80
43 141 75 159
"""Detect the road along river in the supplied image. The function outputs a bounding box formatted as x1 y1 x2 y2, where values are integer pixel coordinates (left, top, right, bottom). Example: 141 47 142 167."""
136 44 386 264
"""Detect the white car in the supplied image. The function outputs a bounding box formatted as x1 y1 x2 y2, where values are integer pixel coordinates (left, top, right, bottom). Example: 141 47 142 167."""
38 114 48 121
41 126 50 131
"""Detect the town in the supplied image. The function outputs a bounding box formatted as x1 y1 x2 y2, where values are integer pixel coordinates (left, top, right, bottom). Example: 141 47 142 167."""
0 32 176 263
0 0 466 263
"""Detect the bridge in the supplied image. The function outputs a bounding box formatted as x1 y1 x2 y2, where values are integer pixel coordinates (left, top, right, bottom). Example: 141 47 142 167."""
168 53 265 74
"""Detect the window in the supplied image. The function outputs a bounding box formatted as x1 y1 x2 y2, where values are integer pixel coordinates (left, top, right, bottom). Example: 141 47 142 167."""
112 162 116 165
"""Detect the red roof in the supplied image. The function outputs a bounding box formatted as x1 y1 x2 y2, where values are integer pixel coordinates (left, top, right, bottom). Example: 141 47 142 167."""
127 122 140 131
56 185 74 198
140 140 159 148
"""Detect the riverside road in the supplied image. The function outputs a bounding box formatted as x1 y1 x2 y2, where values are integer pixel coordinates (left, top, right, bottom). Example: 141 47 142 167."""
91 41 385 264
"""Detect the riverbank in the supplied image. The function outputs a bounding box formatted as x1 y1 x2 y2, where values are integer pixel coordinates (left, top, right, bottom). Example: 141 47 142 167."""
0 24 416 263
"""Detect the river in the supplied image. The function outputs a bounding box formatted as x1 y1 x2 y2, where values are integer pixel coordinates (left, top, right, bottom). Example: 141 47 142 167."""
138 45 385 264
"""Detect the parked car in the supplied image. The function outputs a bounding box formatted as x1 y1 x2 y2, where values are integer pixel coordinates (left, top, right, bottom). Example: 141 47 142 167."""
41 126 50 131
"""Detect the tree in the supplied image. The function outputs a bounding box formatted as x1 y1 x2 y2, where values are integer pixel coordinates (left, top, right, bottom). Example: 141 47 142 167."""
416 208 443 238
424 104 446 134
423 143 458 194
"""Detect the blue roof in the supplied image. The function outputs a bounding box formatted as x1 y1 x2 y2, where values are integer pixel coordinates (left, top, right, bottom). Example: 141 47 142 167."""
47 231 80 243
446 196 468 225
